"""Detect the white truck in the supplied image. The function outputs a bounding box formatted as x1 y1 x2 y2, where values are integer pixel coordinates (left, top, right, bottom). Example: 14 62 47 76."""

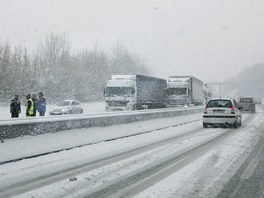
104 74 167 111
165 76 204 107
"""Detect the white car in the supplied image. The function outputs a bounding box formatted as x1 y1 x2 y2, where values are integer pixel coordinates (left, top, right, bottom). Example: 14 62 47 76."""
49 100 83 115
203 98 242 128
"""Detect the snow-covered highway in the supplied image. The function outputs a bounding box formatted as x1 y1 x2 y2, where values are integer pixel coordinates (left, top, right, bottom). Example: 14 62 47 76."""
1 105 264 197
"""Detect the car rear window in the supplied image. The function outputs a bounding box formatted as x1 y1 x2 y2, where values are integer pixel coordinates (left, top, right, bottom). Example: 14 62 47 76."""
240 98 253 103
56 101 71 106
207 100 232 108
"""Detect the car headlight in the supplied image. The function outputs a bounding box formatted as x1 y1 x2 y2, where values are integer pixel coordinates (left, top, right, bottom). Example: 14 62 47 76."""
62 108 69 112
49 109 53 112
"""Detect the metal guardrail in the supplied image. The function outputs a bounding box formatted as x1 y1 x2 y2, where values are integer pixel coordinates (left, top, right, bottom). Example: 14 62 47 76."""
0 107 203 140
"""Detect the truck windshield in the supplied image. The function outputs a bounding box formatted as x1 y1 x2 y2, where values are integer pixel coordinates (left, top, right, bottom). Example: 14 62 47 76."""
105 87 132 96
166 88 187 96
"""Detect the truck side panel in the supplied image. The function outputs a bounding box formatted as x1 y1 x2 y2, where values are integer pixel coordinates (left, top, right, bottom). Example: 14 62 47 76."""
136 75 166 108
191 77 204 105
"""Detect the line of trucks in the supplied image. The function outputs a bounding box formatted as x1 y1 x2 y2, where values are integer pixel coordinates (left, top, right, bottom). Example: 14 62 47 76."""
104 74 206 111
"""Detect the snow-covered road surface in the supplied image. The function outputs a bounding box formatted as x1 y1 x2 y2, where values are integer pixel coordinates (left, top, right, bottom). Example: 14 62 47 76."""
1 106 264 197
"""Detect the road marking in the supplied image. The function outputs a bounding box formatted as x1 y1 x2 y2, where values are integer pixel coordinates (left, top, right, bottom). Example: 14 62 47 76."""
240 159 259 180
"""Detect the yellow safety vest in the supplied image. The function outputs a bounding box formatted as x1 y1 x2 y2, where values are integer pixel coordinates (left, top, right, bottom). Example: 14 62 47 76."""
26 98 34 116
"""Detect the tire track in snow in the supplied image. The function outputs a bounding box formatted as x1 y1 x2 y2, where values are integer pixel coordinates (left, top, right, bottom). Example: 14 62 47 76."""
0 119 201 165
0 119 206 197
1 112 255 197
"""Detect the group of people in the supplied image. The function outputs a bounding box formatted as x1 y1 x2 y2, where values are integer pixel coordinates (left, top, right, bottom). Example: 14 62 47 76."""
10 92 46 118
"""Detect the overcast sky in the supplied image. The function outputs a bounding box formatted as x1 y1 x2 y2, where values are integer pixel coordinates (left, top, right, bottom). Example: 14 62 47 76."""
0 0 264 82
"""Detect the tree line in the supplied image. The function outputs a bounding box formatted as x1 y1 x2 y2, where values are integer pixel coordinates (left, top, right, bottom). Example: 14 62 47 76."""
0 34 149 103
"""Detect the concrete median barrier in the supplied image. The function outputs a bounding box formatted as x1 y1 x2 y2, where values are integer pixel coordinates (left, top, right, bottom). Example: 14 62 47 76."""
0 107 203 140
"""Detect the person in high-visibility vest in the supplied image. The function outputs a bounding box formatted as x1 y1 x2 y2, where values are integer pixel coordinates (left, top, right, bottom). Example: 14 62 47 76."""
26 94 34 117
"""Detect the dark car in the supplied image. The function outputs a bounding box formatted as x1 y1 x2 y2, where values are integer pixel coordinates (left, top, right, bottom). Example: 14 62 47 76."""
239 97 256 113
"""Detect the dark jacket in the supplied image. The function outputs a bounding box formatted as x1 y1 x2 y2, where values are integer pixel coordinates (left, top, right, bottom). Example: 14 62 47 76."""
10 98 21 113
32 97 38 111
38 97 46 112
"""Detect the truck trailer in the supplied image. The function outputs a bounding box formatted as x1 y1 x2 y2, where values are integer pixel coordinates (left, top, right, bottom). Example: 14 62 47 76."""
104 74 167 111
165 76 204 107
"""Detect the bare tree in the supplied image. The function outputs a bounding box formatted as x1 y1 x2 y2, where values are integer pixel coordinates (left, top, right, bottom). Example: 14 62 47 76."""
110 41 149 75
36 33 72 100
0 34 150 102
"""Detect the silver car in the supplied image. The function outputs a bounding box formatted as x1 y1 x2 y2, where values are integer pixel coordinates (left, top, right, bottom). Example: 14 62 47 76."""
49 100 83 115
203 98 242 128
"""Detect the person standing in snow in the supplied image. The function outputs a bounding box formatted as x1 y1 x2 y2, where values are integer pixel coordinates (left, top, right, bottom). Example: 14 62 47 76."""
10 94 21 118
32 93 38 116
38 92 46 116
26 94 34 117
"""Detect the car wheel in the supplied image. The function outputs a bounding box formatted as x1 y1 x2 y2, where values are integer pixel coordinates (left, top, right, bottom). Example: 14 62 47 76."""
69 110 73 114
80 109 83 114
233 121 238 129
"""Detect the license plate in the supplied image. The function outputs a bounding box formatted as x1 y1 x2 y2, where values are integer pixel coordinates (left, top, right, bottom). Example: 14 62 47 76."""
213 109 225 113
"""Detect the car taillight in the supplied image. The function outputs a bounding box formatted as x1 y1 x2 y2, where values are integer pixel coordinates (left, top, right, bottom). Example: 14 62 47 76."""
204 105 208 114
231 106 235 114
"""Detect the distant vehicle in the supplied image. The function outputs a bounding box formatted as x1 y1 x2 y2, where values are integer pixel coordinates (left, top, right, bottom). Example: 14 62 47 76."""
204 83 213 104
203 98 242 128
239 97 256 113
104 74 167 111
165 76 204 107
49 100 83 115
254 97 262 104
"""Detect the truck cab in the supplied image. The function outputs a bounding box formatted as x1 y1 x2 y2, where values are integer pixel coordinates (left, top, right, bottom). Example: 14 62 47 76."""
104 75 137 111
165 76 204 107
166 80 191 106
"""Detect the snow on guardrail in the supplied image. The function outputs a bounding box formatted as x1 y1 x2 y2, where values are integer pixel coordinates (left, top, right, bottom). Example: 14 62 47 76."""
0 107 203 140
